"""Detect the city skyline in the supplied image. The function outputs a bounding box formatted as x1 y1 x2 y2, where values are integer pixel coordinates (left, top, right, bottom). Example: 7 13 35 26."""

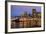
11 5 41 17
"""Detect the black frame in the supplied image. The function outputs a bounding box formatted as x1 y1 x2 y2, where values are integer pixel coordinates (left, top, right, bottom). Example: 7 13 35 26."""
5 1 45 33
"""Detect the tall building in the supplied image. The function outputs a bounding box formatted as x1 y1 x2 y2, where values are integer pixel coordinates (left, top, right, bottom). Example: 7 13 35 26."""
32 9 37 18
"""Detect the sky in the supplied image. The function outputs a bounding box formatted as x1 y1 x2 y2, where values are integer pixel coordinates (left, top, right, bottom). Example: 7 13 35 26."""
11 5 41 17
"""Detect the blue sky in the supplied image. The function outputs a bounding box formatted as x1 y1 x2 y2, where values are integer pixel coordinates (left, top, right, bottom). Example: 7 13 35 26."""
11 5 41 17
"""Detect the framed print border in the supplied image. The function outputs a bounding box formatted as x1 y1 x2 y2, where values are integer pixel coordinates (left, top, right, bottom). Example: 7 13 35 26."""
5 1 45 33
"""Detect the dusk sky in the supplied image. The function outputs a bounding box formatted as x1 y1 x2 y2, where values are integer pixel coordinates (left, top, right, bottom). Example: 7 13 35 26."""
11 5 41 17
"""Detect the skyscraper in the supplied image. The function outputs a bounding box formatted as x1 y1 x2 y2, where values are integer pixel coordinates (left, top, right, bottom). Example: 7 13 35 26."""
32 9 36 18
